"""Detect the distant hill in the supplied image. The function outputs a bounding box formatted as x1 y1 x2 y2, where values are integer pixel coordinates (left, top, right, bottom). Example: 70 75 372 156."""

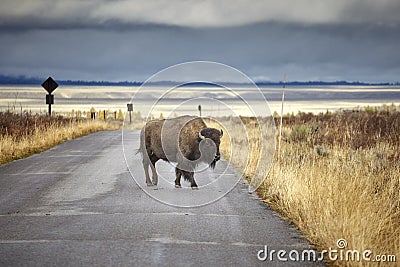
0 75 142 86
0 74 398 86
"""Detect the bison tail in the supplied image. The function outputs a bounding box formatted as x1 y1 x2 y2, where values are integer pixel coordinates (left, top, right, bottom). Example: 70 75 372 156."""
137 129 145 156
136 139 144 156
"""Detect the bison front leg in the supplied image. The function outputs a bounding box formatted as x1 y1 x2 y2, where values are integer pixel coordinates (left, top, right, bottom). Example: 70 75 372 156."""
175 168 182 188
181 170 198 190
175 168 197 189
187 171 198 190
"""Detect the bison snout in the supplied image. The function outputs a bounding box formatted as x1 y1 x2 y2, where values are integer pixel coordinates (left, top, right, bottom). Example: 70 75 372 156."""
214 154 221 161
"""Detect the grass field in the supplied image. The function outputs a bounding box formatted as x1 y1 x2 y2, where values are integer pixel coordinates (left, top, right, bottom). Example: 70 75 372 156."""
209 105 399 266
0 111 121 165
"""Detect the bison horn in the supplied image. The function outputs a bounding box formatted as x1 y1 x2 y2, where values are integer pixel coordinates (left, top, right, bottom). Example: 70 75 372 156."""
220 129 223 137
199 130 206 140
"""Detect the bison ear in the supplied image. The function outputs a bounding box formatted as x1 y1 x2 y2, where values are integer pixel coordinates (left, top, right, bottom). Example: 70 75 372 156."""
219 129 223 137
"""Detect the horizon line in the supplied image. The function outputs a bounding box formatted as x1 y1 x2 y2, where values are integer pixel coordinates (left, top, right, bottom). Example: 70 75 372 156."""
0 74 399 86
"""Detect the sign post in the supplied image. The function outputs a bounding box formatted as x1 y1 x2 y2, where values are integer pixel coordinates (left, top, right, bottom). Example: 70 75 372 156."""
41 77 58 115
277 73 286 163
198 105 202 117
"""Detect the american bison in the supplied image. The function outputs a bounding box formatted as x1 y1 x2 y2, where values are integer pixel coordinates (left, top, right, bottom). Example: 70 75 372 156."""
138 115 223 189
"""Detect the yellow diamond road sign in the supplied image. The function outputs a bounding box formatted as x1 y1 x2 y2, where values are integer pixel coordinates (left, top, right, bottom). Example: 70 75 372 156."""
41 77 58 94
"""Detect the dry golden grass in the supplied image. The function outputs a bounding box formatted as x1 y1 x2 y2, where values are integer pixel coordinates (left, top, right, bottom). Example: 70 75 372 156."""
211 109 399 266
0 112 120 165
206 116 275 189
122 119 145 131
264 144 399 266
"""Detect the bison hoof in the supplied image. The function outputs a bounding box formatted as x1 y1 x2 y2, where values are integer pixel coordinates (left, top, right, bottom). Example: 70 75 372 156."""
191 186 199 190
146 183 154 187
175 184 182 188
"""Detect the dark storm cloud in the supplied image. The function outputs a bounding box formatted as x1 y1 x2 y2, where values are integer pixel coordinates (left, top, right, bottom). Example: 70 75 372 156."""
1 0 400 30
0 0 399 82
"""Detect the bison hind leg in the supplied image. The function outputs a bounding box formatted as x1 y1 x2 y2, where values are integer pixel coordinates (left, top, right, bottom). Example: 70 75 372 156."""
143 160 154 186
150 155 159 185
142 154 158 187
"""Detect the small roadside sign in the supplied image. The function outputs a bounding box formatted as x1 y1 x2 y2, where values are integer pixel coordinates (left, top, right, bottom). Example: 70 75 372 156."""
41 77 59 115
127 103 133 123
41 77 58 94
127 103 133 111
46 94 54 104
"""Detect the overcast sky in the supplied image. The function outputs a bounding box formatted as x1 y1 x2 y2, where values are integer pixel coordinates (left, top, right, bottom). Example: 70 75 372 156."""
0 0 399 83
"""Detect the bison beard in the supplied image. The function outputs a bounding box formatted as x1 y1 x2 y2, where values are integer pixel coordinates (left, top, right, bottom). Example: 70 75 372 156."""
138 115 223 189
210 159 217 169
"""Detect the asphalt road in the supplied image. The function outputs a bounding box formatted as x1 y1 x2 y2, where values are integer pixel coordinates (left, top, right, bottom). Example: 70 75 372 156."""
0 130 324 266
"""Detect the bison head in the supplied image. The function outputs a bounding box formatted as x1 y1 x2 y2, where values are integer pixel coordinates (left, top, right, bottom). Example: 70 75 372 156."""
198 128 223 169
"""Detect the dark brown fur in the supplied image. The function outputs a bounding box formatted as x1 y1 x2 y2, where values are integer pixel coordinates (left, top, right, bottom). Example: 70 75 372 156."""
138 115 222 189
